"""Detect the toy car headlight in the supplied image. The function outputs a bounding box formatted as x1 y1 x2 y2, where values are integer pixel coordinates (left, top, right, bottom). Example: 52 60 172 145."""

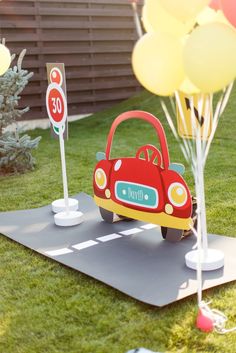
168 182 187 207
95 168 107 190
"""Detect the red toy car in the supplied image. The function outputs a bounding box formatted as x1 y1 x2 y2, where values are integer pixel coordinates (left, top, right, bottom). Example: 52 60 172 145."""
93 111 196 242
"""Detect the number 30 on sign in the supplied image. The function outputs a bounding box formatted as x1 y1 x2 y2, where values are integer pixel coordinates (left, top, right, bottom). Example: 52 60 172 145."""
46 83 67 128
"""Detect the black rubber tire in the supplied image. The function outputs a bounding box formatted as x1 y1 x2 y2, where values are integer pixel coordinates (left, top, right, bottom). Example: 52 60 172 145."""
161 227 183 242
161 226 167 239
99 207 114 223
192 196 198 232
161 197 198 242
183 196 198 238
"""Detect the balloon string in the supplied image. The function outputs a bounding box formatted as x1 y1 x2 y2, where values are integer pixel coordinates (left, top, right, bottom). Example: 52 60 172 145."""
174 92 196 169
160 99 192 168
168 96 176 116
202 94 212 152
197 96 208 255
203 82 233 165
131 1 143 38
195 116 203 305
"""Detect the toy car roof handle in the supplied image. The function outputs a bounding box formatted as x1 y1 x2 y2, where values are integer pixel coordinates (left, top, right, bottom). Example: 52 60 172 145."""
105 110 170 169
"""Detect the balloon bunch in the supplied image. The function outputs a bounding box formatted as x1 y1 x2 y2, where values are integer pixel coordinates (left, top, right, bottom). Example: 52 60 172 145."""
131 0 236 334
132 0 236 96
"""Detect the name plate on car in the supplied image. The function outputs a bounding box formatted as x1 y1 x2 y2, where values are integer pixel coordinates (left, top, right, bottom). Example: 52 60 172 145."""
115 181 158 209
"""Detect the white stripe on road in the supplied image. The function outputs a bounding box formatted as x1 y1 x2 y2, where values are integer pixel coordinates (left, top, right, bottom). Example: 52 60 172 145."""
45 248 73 256
97 233 122 242
72 240 98 250
45 224 154 256
119 228 143 236
141 223 157 230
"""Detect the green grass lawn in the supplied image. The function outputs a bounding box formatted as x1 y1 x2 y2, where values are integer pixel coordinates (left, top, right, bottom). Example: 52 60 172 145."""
0 89 236 353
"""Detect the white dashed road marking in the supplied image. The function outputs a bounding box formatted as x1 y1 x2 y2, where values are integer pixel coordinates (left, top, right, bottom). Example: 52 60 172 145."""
45 248 73 257
43 223 158 256
119 228 143 236
72 240 98 250
141 223 157 230
97 233 122 242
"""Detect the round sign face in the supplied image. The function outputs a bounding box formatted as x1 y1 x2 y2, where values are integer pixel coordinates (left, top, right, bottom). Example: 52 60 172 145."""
46 83 67 128
49 67 63 86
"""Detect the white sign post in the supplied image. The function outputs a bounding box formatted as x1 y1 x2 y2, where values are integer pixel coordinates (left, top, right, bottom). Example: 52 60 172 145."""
46 82 84 226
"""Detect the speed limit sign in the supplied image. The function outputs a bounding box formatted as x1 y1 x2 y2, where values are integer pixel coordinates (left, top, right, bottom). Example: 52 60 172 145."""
45 68 83 226
46 83 67 128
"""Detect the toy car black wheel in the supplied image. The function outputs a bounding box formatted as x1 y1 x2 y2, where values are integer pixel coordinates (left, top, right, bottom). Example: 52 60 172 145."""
183 196 198 238
99 207 114 223
161 227 183 242
192 196 198 231
162 197 198 242
161 198 198 242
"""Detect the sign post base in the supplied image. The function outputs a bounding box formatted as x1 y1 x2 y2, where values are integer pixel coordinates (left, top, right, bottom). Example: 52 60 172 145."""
54 211 84 227
185 249 224 271
52 198 78 213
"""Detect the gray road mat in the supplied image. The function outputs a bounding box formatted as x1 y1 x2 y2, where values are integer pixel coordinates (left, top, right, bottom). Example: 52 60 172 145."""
0 193 235 307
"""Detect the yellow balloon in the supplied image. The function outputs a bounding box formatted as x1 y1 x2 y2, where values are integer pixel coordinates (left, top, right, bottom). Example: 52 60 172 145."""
142 0 195 37
132 32 185 96
178 35 201 94
183 23 236 93
197 7 234 26
0 44 11 76
179 77 200 95
197 6 217 25
159 0 211 22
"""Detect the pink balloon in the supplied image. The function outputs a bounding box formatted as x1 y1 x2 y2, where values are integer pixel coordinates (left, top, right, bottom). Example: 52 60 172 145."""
221 0 236 28
196 309 214 333
209 0 221 10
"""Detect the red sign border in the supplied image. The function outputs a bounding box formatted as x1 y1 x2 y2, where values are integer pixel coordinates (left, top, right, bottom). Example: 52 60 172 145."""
46 83 67 128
